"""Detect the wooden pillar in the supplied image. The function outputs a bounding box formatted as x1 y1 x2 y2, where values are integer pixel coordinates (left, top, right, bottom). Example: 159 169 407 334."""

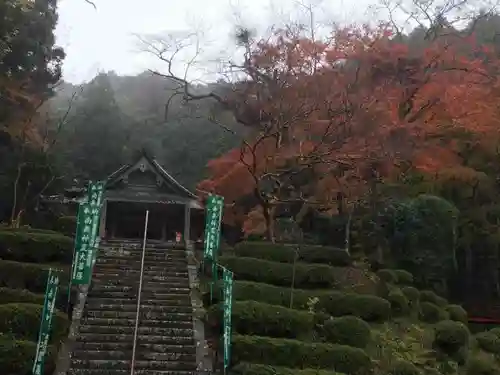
184 204 191 248
161 218 167 242
99 200 107 238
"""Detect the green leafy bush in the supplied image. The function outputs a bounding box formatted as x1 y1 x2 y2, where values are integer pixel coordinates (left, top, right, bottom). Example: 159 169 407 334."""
219 256 337 289
233 242 352 266
231 363 344 375
377 269 398 283
206 281 313 309
232 335 371 375
207 301 314 339
0 287 44 305
0 230 73 264
0 303 69 343
0 335 56 375
476 332 500 354
433 320 470 355
322 315 371 348
466 356 500 375
318 292 391 322
387 289 409 316
387 360 420 375
446 304 467 324
56 216 77 236
0 260 68 294
419 302 448 323
393 270 414 285
401 286 420 306
420 290 447 307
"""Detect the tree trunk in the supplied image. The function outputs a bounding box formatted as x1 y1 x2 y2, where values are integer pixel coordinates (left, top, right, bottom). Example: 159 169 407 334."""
263 205 275 243
10 162 24 227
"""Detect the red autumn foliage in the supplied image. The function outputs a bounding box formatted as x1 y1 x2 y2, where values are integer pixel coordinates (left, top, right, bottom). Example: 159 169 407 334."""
198 24 500 237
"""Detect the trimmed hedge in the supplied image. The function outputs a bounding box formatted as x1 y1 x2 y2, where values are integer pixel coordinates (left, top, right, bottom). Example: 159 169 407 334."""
476 332 500 354
233 242 352 266
387 289 409 316
207 301 315 339
230 363 345 375
433 320 470 355
446 304 467 324
466 356 500 375
377 269 397 283
419 302 448 323
388 360 420 375
0 259 69 294
322 316 371 348
318 292 391 322
219 256 337 289
393 270 414 285
0 287 44 305
0 335 56 375
401 286 420 306
420 290 447 307
0 230 73 264
0 303 69 343
207 281 391 322
232 335 371 375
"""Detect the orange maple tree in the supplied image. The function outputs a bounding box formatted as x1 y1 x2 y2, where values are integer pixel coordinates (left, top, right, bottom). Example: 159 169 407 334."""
197 23 500 240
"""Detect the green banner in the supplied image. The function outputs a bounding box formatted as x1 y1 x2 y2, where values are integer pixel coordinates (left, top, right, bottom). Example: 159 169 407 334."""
71 181 104 285
204 195 224 261
222 267 233 372
32 269 59 375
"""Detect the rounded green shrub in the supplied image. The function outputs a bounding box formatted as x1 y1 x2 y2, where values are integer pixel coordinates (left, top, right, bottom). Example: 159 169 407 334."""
377 269 398 283
322 315 371 348
388 360 420 375
0 260 69 294
207 300 314 339
318 292 391 322
219 256 337 289
393 269 414 285
232 334 371 375
233 242 352 266
446 304 467 324
476 332 500 354
0 230 73 264
0 303 69 343
0 335 56 375
419 302 448 323
433 320 470 355
0 287 44 305
387 289 409 316
489 327 500 337
231 363 344 375
420 290 440 304
401 286 420 305
467 356 500 375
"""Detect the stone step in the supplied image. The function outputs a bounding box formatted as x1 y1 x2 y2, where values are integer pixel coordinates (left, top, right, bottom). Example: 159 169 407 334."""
85 310 193 321
70 359 196 370
69 369 196 375
94 263 188 273
73 341 196 353
80 318 193 330
99 248 187 257
76 333 194 345
85 303 193 313
72 349 197 362
92 273 189 283
91 278 189 288
87 286 190 296
86 297 191 306
78 320 194 337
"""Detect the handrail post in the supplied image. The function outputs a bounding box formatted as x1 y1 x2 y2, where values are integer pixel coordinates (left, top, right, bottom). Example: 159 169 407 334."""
130 210 149 375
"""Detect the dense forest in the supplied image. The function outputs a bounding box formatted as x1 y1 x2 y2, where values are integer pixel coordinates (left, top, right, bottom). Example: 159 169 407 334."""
4 0 500 320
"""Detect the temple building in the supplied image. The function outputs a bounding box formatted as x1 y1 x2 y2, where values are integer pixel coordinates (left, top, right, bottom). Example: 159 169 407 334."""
46 151 204 247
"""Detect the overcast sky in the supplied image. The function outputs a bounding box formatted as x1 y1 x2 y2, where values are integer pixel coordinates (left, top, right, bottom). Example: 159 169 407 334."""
55 0 375 84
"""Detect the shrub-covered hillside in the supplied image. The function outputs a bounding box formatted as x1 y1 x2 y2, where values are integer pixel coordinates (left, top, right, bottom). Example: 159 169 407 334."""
204 242 500 375
0 226 72 375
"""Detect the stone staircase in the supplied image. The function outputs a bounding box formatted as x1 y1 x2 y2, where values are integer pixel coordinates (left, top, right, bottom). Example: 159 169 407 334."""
68 239 198 375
